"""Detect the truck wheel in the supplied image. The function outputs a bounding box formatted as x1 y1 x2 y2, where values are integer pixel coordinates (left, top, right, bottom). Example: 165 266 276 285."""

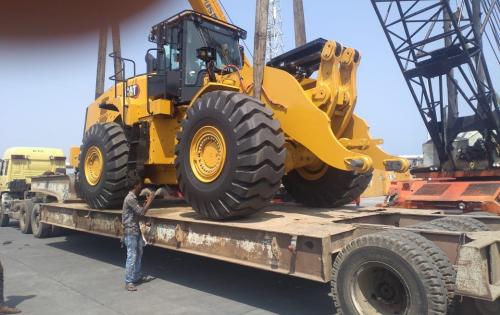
31 204 51 238
385 230 457 312
415 217 488 232
0 207 8 227
332 232 447 315
19 203 32 234
175 91 286 219
282 166 372 207
78 122 129 209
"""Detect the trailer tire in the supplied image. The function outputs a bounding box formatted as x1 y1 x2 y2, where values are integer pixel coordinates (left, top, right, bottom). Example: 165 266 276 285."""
385 230 457 312
283 167 373 208
175 91 285 219
413 220 461 232
31 204 51 238
78 122 130 209
19 202 32 234
415 217 488 232
0 208 8 227
331 231 447 315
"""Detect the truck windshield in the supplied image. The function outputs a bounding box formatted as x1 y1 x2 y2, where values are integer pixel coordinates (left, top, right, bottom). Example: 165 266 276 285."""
185 20 242 85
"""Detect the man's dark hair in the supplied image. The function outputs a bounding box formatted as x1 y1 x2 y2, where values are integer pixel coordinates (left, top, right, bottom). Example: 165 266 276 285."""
128 177 143 190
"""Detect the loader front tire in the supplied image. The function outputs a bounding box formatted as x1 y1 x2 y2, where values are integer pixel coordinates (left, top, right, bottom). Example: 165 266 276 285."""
283 166 372 208
78 122 129 209
175 91 286 220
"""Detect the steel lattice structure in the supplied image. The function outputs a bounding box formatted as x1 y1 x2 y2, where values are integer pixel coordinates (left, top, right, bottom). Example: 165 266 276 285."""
266 0 285 62
371 0 499 171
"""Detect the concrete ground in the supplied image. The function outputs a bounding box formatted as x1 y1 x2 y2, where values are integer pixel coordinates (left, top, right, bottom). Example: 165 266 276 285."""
0 221 334 315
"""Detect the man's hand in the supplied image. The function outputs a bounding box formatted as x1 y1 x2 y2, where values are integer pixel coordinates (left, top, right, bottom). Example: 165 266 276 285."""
142 192 155 214
147 192 155 203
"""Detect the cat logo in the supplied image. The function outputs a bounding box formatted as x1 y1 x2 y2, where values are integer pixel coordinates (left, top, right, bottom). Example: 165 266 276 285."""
126 84 140 98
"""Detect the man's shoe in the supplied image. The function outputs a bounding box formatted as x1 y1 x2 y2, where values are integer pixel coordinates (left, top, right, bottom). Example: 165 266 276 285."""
134 275 155 284
0 305 21 314
125 283 137 291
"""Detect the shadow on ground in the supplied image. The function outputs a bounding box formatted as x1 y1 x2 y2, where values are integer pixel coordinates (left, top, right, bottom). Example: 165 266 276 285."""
5 295 36 308
48 232 334 315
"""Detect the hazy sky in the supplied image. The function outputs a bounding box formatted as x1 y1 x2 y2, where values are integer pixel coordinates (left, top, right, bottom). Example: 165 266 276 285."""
0 1 437 157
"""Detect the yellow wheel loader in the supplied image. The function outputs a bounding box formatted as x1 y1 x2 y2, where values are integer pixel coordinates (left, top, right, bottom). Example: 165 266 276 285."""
77 10 408 219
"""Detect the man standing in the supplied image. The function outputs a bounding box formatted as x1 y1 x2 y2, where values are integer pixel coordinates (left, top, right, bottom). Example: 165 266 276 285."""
0 259 21 314
122 178 155 291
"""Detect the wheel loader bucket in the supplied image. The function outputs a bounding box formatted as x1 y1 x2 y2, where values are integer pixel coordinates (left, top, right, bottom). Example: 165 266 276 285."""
251 39 409 174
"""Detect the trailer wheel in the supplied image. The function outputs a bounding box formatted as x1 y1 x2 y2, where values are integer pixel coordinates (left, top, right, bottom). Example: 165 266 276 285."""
413 220 460 232
385 230 457 312
332 232 447 315
31 204 51 238
0 194 10 227
436 217 489 232
282 166 372 207
19 203 32 234
175 91 285 219
0 207 8 227
415 217 488 232
78 122 130 209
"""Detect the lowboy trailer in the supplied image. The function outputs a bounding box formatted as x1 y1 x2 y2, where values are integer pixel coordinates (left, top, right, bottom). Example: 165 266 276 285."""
8 174 500 314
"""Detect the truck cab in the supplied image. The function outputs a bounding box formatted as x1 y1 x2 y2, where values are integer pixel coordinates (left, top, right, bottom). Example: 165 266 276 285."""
0 147 66 226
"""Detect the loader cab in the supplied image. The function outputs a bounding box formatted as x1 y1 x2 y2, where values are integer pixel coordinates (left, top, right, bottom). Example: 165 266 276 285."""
146 10 246 104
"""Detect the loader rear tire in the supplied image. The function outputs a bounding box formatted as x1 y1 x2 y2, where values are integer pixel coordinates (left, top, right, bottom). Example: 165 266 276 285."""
282 166 372 208
175 91 286 220
78 122 129 209
332 231 448 315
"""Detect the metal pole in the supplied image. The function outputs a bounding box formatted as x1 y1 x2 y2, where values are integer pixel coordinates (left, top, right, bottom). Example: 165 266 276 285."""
293 0 306 47
472 0 486 83
253 0 269 100
95 27 107 100
444 4 458 127
111 23 123 81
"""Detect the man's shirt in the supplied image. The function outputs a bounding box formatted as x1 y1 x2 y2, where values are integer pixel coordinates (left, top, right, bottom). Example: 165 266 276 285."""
122 191 144 235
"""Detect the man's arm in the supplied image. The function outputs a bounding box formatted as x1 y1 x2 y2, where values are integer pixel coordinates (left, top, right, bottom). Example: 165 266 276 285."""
128 193 155 216
141 193 155 215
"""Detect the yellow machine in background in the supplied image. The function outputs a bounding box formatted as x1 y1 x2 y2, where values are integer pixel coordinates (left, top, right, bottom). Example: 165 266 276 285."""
76 7 408 219
0 147 66 226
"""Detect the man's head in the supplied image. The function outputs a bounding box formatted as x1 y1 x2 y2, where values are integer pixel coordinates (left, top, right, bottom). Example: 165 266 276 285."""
129 177 143 196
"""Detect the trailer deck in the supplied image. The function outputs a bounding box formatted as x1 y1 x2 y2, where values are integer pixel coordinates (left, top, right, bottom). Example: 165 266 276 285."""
38 200 500 304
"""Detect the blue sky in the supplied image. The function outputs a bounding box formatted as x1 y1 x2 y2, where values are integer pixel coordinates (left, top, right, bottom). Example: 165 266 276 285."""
0 1 434 157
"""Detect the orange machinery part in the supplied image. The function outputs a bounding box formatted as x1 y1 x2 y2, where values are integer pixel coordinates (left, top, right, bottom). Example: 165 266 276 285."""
385 178 500 215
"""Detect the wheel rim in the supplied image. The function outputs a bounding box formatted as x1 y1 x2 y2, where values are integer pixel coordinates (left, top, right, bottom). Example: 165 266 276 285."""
296 160 328 181
84 146 104 186
189 125 227 183
351 261 411 314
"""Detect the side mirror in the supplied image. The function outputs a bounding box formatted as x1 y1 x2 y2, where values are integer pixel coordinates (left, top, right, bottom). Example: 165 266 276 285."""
145 52 158 73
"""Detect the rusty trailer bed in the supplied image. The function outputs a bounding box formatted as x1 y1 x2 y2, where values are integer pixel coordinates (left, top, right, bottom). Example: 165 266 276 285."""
39 201 500 302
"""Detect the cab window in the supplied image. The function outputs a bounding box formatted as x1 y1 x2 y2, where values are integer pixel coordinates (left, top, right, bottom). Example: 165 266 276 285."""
1 160 9 176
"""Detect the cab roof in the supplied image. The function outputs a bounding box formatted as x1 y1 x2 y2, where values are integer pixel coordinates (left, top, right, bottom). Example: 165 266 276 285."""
2 147 65 160
150 10 247 42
